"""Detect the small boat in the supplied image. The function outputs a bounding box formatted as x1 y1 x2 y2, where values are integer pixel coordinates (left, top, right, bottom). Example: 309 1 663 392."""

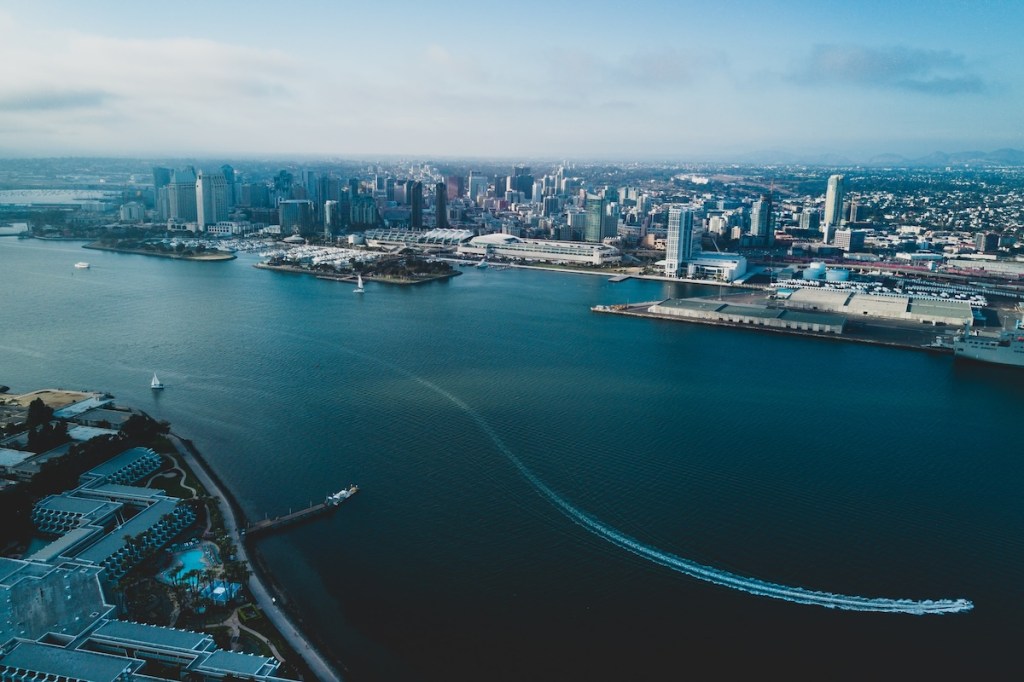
326 485 359 506
74 262 90 269
151 373 164 390
476 257 487 269
354 273 365 293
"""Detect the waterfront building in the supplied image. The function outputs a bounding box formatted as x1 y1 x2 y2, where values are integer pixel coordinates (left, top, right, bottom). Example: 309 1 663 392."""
196 170 230 229
824 174 845 227
364 227 473 249
279 199 314 234
664 207 699 277
582 193 617 243
119 201 145 223
166 168 197 225
457 233 621 266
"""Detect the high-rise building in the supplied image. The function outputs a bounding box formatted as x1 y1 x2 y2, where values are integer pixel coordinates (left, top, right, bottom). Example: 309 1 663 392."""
152 167 173 221
799 208 820 232
824 174 845 227
664 207 700 277
195 170 229 228
445 175 464 201
750 194 773 244
582 193 607 242
324 200 340 235
410 181 423 228
279 199 314 234
166 168 197 223
435 182 448 229
220 164 235 207
834 228 865 252
350 195 379 228
468 172 488 204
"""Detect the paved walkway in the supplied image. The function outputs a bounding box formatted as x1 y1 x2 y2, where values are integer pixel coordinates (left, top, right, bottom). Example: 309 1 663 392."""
168 433 343 682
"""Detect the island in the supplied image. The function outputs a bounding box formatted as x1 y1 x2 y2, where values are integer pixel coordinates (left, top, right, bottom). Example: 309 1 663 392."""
0 386 344 681
84 240 236 261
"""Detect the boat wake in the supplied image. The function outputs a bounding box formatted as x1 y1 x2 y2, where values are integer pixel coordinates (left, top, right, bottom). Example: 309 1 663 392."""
361 352 973 615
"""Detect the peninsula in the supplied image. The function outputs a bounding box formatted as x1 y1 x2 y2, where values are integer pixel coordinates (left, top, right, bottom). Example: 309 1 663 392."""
84 241 236 261
0 386 344 681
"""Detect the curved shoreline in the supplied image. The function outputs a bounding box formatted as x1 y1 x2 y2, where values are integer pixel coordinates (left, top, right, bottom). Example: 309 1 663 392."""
168 432 345 682
83 242 236 261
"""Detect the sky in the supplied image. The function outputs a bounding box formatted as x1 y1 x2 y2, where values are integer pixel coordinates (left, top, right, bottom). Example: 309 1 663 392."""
0 0 1021 161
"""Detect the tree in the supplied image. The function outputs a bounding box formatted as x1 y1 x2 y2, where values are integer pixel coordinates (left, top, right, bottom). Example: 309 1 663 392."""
25 397 53 429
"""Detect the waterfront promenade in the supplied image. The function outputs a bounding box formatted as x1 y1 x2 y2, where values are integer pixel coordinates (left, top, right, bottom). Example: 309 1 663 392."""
168 433 343 682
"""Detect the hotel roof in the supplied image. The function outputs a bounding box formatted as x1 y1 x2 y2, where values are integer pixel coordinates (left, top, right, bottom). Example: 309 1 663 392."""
0 641 139 682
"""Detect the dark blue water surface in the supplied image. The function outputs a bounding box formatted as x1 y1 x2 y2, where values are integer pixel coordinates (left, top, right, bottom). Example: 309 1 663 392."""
2 239 1021 680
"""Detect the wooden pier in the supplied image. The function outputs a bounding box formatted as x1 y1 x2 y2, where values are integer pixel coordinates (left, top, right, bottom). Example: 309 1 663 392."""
244 486 358 538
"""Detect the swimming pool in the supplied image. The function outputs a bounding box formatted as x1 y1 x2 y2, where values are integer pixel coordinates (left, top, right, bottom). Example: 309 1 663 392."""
162 545 220 584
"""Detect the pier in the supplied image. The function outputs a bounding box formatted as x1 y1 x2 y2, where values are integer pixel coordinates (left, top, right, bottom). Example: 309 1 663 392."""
244 485 358 537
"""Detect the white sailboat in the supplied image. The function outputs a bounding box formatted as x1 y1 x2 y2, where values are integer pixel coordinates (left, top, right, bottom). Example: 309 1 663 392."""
150 373 164 389
476 257 488 269
354 273 365 294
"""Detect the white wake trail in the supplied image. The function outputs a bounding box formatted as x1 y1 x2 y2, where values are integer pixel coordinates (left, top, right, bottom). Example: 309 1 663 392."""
387 361 973 614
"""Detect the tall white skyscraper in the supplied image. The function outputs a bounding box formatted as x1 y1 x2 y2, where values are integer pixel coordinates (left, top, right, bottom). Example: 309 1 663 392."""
824 174 845 228
196 171 229 229
664 207 700 277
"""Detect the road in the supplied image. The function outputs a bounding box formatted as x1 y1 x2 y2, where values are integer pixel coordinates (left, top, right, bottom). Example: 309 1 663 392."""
168 433 343 682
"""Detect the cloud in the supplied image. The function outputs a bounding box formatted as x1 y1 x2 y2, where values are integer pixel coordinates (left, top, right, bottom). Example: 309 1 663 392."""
0 88 114 111
792 45 987 95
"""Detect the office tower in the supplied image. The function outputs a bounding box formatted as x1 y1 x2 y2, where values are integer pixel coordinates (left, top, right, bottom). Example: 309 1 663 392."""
445 175 464 200
468 172 488 204
349 178 360 198
166 168 197 223
279 199 314 234
324 200 339 235
435 182 448 229
664 207 699 277
351 195 379 228
152 167 172 221
385 178 396 202
410 181 423 228
799 208 820 232
195 170 229 228
834 229 865 252
220 165 235 207
582 193 606 242
750 197 769 238
512 165 534 200
824 174 845 227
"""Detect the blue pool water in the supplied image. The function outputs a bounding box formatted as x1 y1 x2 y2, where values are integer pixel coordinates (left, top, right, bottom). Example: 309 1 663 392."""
164 548 212 583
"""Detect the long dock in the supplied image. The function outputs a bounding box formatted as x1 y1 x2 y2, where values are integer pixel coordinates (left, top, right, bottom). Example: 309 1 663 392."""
244 485 358 537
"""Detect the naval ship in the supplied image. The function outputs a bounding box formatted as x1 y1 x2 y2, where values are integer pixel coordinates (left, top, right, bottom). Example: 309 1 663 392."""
953 310 1024 367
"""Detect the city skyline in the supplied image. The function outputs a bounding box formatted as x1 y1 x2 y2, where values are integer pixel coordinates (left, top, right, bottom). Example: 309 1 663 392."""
0 0 1022 161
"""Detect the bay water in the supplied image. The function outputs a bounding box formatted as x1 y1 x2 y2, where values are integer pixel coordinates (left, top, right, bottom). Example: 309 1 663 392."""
1 238 1020 680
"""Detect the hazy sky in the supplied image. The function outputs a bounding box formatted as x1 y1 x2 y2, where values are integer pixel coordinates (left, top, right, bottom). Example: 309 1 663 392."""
0 0 1021 160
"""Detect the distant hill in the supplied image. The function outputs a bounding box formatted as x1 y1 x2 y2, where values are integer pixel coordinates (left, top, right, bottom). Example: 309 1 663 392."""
722 148 1024 167
865 148 1024 167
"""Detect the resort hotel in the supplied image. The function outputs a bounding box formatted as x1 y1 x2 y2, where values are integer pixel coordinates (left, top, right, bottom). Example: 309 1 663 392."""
0 396 288 681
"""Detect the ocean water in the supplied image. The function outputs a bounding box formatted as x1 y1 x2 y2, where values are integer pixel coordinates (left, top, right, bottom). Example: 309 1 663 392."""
2 238 1021 680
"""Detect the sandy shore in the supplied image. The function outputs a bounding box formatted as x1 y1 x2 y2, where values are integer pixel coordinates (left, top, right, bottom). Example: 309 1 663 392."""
168 433 344 682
